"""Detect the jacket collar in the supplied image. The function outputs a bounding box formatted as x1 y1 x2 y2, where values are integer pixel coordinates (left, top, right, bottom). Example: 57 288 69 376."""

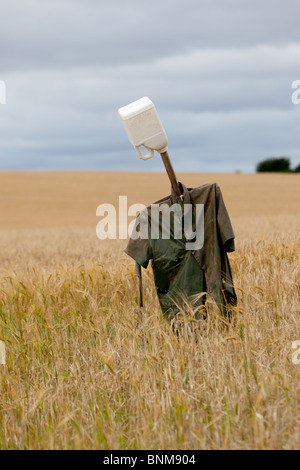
171 182 191 205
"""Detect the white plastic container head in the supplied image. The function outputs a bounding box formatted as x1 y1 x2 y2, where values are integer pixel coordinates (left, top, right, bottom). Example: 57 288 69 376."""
118 96 168 160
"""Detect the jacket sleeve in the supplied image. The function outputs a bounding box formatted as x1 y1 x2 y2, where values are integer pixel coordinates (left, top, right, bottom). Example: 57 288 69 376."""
124 209 153 268
215 184 237 306
216 184 235 252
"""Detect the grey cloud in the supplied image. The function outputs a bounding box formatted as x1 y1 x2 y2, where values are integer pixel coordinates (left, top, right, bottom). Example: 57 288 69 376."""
1 0 300 72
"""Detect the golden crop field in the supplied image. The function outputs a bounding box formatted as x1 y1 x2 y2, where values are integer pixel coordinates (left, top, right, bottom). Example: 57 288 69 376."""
0 170 299 450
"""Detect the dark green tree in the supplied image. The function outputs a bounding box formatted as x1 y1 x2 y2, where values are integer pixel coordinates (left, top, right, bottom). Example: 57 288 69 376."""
256 157 291 173
294 164 300 173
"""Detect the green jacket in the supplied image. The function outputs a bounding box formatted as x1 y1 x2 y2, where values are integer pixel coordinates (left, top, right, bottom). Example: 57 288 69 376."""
125 182 237 319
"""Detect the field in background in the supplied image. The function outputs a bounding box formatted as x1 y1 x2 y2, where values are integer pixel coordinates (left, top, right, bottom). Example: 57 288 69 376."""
0 171 299 449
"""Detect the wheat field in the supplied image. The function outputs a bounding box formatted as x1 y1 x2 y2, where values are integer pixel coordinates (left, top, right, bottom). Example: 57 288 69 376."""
0 171 299 450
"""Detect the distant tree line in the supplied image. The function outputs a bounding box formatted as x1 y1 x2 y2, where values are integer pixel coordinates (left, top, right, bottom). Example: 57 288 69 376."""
256 157 300 173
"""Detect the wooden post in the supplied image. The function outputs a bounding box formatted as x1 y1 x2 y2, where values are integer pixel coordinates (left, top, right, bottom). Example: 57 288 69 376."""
135 262 143 308
160 151 182 197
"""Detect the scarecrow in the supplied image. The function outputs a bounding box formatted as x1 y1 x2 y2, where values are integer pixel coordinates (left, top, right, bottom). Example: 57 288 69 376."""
118 97 237 321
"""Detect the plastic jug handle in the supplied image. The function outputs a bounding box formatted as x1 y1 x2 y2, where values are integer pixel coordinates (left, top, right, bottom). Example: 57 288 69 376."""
134 145 154 160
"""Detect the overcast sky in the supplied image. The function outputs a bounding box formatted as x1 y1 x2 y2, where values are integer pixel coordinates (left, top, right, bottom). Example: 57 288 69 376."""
0 0 300 172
